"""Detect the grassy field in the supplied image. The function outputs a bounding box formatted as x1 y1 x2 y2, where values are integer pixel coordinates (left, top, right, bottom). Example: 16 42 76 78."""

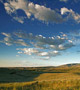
1 64 80 90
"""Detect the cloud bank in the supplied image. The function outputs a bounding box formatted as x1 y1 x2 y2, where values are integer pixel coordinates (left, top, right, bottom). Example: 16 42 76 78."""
1 0 80 24
1 0 64 23
0 31 76 60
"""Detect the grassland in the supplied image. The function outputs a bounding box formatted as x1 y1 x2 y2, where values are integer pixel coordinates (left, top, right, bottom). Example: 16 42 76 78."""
1 64 80 90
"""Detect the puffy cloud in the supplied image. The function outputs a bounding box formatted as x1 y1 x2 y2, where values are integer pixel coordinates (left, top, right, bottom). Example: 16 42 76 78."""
38 52 48 56
49 50 61 57
1 0 80 24
61 7 70 15
14 39 28 46
49 43 74 51
17 48 39 55
0 33 28 46
17 48 60 58
17 51 23 54
14 31 68 46
2 0 64 23
14 32 34 39
0 31 75 60
2 37 13 46
61 7 80 23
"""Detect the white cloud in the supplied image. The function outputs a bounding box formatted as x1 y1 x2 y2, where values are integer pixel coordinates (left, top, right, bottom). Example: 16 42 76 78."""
1 0 80 24
2 0 64 23
14 31 68 46
17 48 39 55
53 50 59 54
14 39 28 46
0 33 28 46
49 43 74 51
18 51 23 54
14 32 34 39
38 52 48 56
0 31 76 60
2 32 11 37
17 48 61 58
61 7 80 23
48 50 60 57
61 7 70 15
44 56 50 60
5 42 12 46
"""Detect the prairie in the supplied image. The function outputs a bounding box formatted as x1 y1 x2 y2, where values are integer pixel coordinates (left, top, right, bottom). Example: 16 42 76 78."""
0 64 80 90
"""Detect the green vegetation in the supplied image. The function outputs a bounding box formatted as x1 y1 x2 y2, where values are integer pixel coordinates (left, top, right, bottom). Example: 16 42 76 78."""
1 64 80 90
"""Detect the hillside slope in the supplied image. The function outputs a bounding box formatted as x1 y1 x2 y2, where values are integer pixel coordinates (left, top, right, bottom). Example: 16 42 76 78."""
0 63 80 83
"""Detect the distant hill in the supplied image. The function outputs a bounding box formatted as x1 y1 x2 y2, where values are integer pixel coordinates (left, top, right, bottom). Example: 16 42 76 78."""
0 63 80 83
58 63 80 68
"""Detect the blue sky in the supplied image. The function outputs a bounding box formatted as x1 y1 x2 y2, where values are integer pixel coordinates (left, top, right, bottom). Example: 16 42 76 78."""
0 0 80 67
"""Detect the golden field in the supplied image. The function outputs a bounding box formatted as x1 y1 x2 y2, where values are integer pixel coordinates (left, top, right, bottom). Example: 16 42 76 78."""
0 64 80 90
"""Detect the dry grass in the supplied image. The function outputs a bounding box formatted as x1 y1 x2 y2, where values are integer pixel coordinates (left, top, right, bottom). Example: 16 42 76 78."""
0 65 80 90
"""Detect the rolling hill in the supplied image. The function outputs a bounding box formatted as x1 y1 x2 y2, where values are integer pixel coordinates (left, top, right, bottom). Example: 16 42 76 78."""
0 63 80 90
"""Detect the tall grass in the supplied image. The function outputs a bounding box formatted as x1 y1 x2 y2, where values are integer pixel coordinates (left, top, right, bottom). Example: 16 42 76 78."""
1 80 80 90
1 66 80 90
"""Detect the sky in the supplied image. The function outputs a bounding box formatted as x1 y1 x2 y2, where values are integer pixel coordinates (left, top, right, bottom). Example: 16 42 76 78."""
0 0 80 67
